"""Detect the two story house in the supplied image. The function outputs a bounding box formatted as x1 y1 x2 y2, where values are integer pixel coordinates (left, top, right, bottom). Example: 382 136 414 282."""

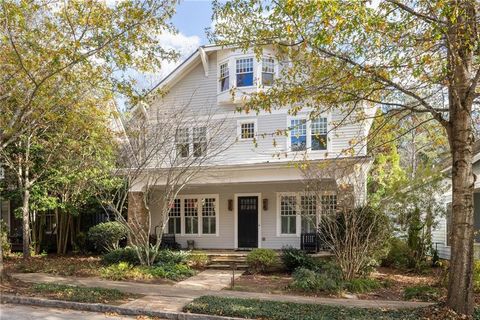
128 45 375 250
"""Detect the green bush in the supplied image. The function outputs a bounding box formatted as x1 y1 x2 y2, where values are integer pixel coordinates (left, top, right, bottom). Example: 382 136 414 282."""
32 283 128 303
246 249 279 273
381 237 410 268
87 222 128 253
403 285 440 301
102 247 140 265
291 267 341 293
156 249 191 265
280 246 316 272
344 278 382 293
188 252 209 269
142 263 195 281
99 262 149 281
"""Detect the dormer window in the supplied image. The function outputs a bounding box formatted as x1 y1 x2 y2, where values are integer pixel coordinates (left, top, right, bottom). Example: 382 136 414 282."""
236 58 254 87
219 62 229 92
262 57 275 86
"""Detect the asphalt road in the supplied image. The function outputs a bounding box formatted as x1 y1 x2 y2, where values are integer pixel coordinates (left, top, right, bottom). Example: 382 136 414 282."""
0 304 144 320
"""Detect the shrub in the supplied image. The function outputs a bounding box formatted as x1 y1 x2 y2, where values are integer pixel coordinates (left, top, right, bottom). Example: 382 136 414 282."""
100 262 150 281
344 278 382 293
102 247 140 265
280 246 316 272
142 263 195 281
246 249 279 273
381 237 410 268
404 285 440 301
88 222 128 253
474 260 480 293
188 252 209 269
156 249 191 265
291 267 342 293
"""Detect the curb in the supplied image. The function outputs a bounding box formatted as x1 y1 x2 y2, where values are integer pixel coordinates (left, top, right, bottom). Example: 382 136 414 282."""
0 295 244 320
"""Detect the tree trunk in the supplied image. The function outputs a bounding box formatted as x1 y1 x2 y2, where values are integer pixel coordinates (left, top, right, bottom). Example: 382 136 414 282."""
22 187 30 259
447 106 475 314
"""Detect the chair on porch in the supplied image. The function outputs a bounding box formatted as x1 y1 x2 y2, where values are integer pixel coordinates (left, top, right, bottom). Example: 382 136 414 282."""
300 232 329 253
149 226 181 250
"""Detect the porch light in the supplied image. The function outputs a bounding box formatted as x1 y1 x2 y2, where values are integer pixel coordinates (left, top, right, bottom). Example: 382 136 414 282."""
228 199 233 211
263 199 268 211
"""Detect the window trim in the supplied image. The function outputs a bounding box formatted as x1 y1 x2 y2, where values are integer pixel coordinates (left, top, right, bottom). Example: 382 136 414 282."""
237 119 258 141
286 115 330 153
276 192 335 237
172 194 220 237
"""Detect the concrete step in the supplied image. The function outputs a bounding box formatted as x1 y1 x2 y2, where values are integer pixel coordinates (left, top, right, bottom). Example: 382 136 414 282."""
206 263 249 270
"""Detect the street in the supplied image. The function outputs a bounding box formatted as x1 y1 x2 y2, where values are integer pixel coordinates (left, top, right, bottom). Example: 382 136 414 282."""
0 304 144 320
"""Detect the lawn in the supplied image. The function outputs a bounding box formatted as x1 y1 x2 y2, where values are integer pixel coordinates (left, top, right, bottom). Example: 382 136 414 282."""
184 296 422 320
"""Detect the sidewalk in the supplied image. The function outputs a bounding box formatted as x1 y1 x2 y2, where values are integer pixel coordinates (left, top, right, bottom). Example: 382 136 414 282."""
11 272 433 312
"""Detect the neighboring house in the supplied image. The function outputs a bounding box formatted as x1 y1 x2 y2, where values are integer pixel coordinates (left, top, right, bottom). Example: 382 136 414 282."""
433 141 480 259
129 45 376 250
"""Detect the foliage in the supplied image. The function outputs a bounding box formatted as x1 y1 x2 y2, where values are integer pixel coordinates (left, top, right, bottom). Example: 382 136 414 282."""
102 247 140 266
188 252 209 269
280 247 316 273
0 220 11 257
100 261 195 282
184 296 421 320
291 267 342 294
246 249 279 273
32 283 129 304
156 249 191 265
319 205 389 280
404 285 440 302
343 278 383 294
474 260 480 293
381 238 411 269
88 222 128 253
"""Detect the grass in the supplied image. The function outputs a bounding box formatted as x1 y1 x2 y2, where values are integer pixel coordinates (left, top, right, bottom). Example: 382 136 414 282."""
403 285 440 302
183 296 423 320
31 283 134 304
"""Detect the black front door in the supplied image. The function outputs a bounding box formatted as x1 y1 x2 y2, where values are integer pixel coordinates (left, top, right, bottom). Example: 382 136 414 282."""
238 196 258 248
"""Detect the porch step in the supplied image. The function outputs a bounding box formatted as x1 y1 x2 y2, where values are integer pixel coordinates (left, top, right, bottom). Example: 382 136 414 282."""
207 263 249 270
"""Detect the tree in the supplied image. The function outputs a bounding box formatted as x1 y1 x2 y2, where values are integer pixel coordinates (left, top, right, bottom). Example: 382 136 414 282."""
212 0 479 314
0 0 178 151
99 104 233 266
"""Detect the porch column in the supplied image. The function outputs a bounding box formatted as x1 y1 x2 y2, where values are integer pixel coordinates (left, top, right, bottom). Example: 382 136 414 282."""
127 191 150 245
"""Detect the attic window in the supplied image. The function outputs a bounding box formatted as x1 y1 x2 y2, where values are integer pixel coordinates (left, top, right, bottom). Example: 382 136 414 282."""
236 58 254 87
219 62 229 92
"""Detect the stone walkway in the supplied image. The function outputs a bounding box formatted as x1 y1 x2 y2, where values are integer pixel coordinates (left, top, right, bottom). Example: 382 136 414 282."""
12 272 433 312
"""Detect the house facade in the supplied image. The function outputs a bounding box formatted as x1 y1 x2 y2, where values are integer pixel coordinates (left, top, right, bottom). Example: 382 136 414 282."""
129 45 375 250
433 142 480 259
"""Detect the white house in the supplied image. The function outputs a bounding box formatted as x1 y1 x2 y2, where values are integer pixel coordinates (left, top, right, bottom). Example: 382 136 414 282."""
433 141 480 259
129 45 376 250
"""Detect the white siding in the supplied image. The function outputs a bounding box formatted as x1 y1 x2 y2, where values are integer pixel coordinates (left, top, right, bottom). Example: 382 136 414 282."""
147 50 370 168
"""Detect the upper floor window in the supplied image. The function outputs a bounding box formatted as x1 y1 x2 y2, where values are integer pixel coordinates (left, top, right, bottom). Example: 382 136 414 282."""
311 118 328 151
239 121 256 140
175 128 190 158
262 57 275 86
289 117 328 152
236 58 254 87
219 62 229 92
290 119 307 151
193 127 207 157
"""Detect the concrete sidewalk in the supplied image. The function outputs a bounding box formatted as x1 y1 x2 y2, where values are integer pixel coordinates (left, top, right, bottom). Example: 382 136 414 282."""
12 272 433 312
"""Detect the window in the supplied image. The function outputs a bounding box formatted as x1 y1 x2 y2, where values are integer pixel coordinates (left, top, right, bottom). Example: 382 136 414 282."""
219 62 229 92
202 198 216 234
311 118 328 150
321 194 337 214
290 119 307 151
175 128 189 158
193 127 207 157
262 57 275 86
301 195 317 233
239 121 255 140
168 199 181 234
184 198 198 234
280 195 297 234
446 202 452 246
236 58 254 87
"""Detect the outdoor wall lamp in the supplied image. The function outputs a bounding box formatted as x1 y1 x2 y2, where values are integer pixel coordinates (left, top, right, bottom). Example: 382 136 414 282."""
263 199 268 211
228 199 233 211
